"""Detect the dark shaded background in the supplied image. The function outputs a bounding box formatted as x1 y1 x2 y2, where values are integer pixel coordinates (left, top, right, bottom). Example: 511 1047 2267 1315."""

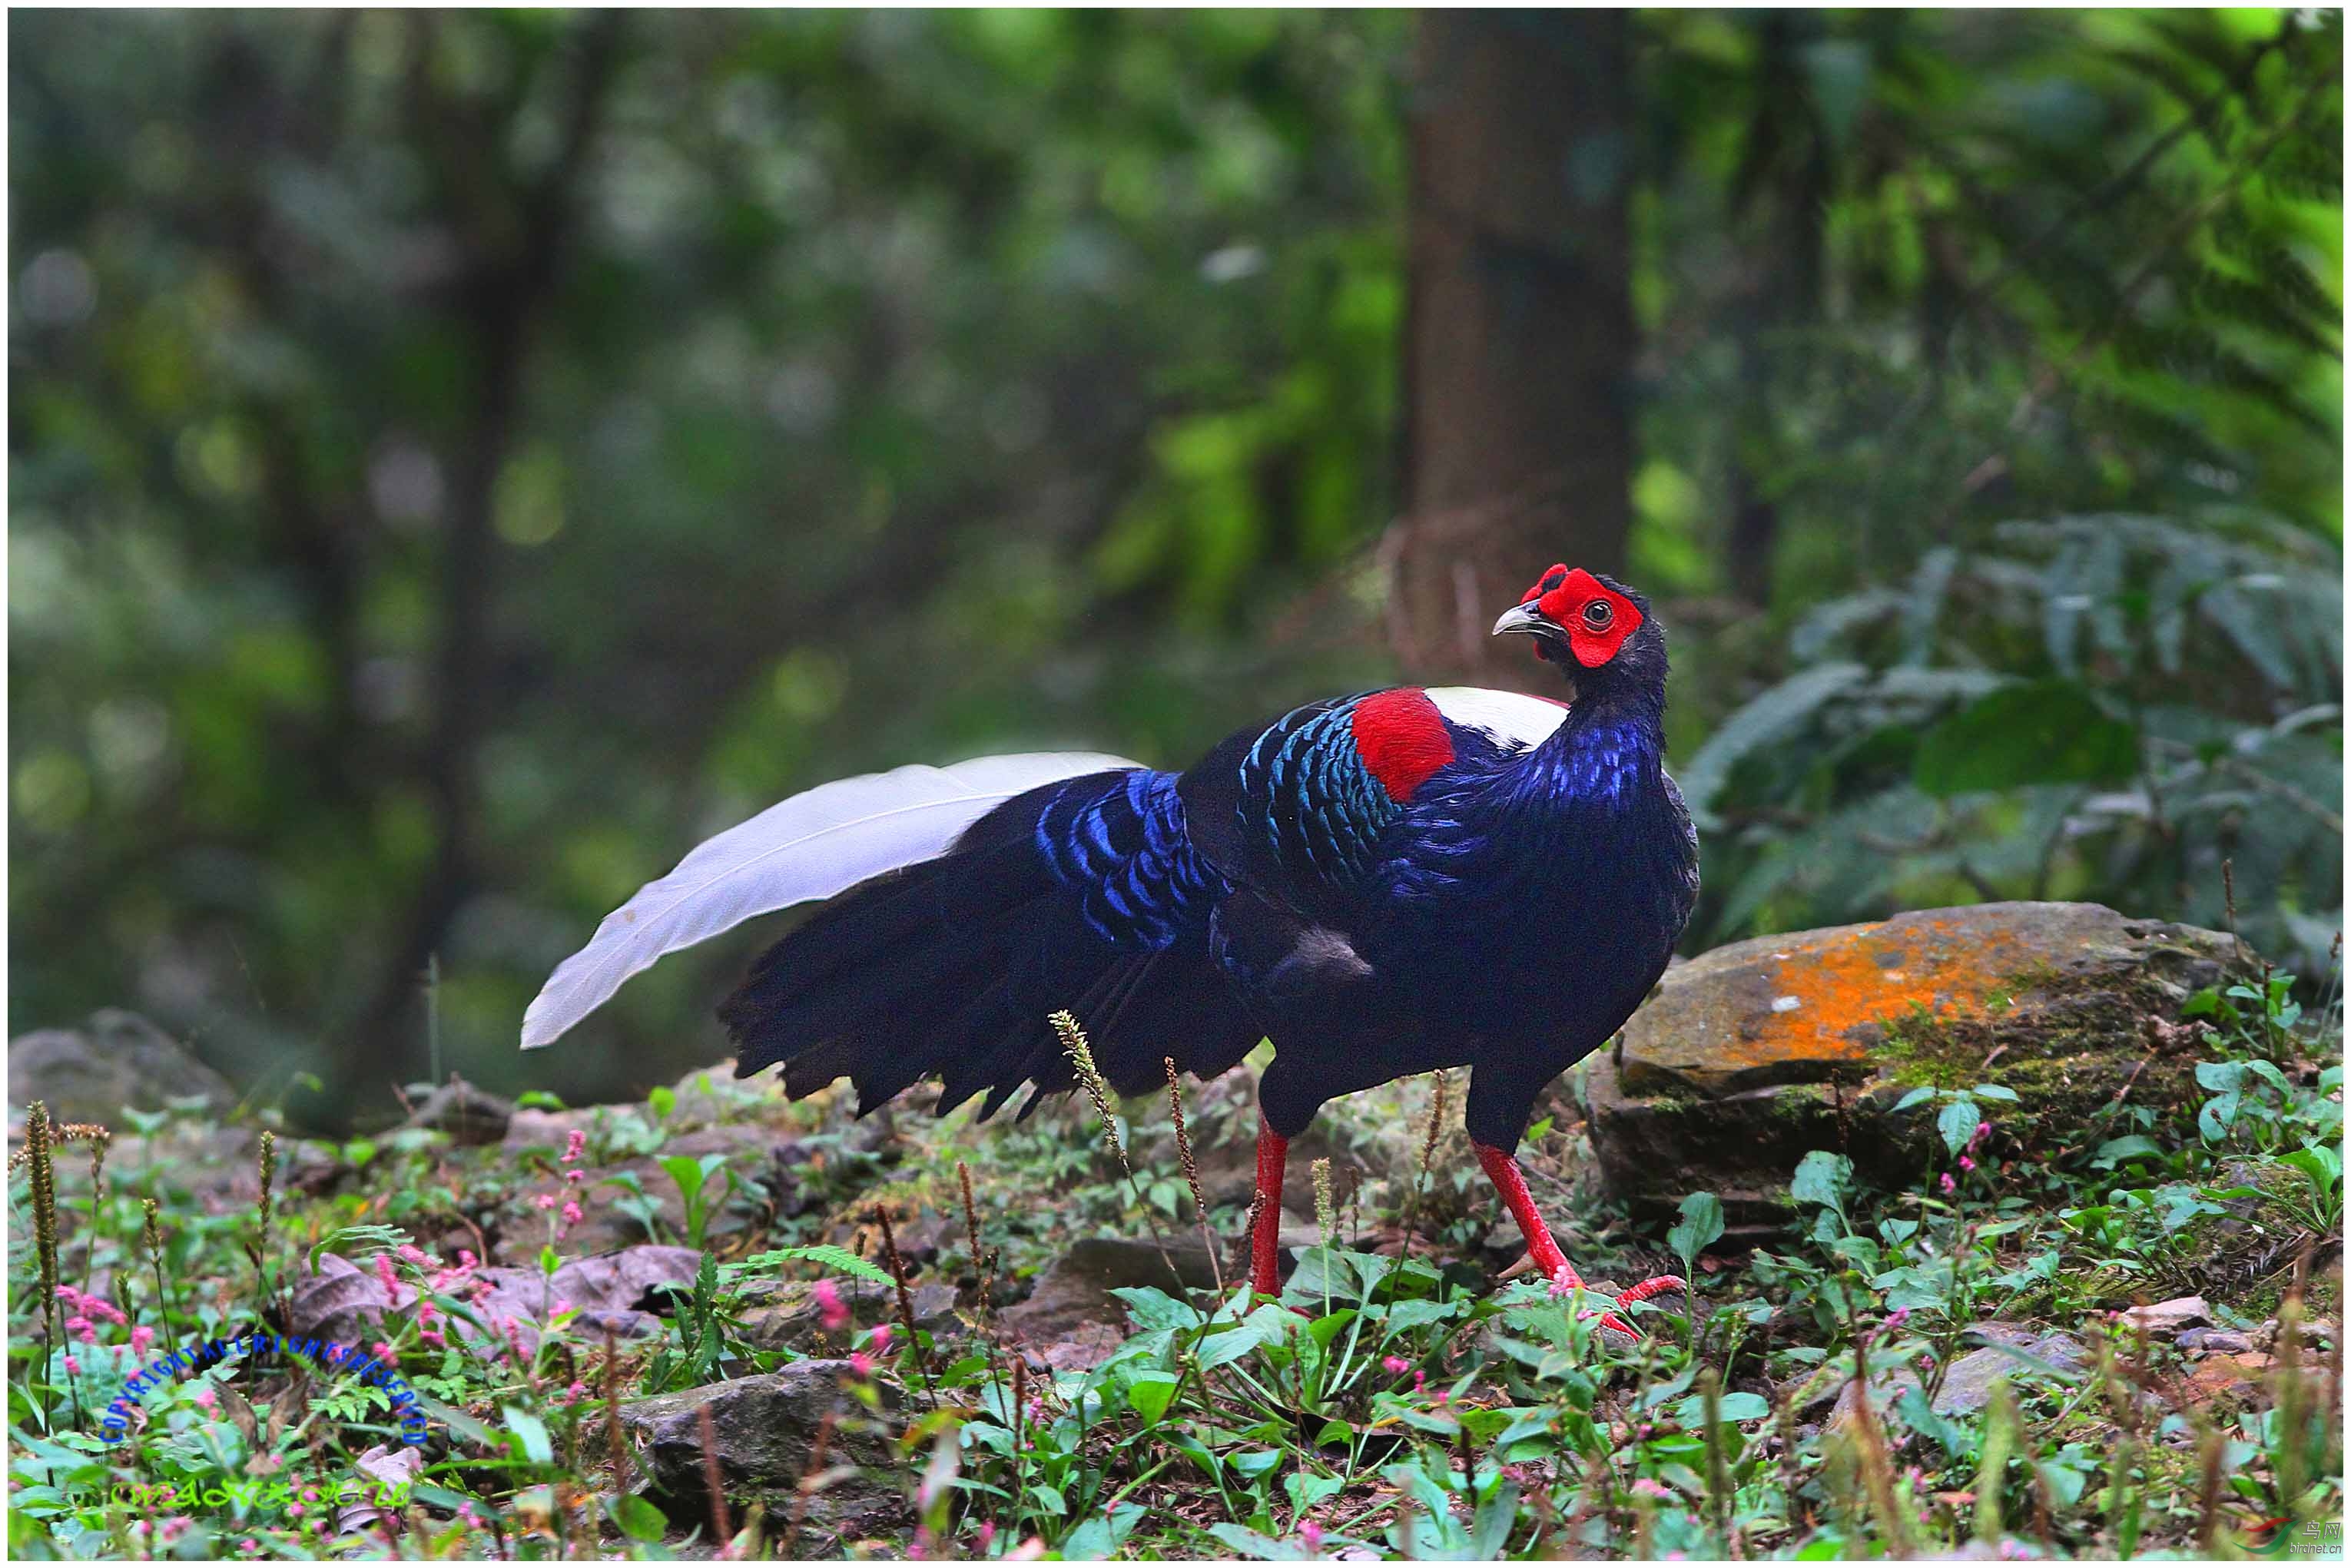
10 11 2341 1129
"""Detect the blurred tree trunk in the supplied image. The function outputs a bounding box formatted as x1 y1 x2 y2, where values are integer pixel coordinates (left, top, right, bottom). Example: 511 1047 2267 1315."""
1394 10 1635 685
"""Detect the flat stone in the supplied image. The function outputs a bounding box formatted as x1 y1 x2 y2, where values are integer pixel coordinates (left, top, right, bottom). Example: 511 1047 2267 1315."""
2177 1328 2253 1354
399 1079 513 1146
621 1363 908 1553
2119 1295 2211 1335
1580 903 2242 1221
1934 1328 2088 1414
2177 1351 2274 1407
738 1277 960 1354
1000 1235 1222 1345
9 1010 237 1126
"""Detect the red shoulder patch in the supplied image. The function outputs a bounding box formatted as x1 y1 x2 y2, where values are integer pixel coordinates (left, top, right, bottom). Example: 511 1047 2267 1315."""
1351 688 1455 802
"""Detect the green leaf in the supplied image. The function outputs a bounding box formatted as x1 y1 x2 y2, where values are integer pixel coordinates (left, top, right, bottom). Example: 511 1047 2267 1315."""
610 1494 667 1543
1204 1523 1311 1560
1938 1096 1981 1159
2094 1135 2166 1165
1893 1086 1939 1112
648 1085 676 1122
502 1407 552 1466
738 1245 893 1286
1676 1389 1769 1426
1791 1149 1852 1210
1971 1084 2021 1102
1915 680 2139 797
1125 1371 1179 1425
1665 1191 1725 1268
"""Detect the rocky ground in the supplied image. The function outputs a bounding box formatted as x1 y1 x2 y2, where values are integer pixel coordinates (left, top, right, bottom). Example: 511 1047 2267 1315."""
7 901 2342 1559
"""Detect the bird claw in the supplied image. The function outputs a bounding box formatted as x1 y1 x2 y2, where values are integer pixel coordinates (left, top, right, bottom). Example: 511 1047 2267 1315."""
1546 1268 1689 1348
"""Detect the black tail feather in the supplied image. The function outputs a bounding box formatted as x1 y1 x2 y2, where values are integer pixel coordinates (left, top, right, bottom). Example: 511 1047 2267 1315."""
721 772 1261 1119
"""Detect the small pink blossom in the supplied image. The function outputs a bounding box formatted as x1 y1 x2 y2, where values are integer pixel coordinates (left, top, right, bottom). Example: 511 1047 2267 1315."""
1382 1354 1411 1375
565 1381 589 1405
561 1198 583 1231
1938 1172 1957 1195
535 1192 557 1211
61 1354 81 1376
1297 1520 1324 1552
976 1520 997 1552
813 1278 850 1332
194 1384 219 1412
1959 1155 1976 1172
1632 1477 1674 1500
1971 1121 1991 1149
870 1323 894 1354
373 1341 395 1362
564 1167 584 1185
376 1251 400 1297
563 1129 586 1163
850 1351 874 1378
1885 1308 1911 1331
131 1325 155 1357
397 1244 428 1265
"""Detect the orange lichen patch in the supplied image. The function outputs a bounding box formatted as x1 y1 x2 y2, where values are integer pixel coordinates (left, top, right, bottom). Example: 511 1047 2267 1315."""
1623 909 2087 1096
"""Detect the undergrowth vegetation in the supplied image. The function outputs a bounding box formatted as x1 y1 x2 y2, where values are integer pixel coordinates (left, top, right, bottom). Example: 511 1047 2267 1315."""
8 963 2343 1560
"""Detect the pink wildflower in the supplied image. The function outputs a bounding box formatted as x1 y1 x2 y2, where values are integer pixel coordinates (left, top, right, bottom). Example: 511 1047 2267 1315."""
1298 1520 1324 1552
1885 1308 1911 1331
131 1325 155 1357
850 1351 874 1378
1411 1370 1428 1395
563 1129 586 1163
61 1354 81 1376
397 1243 428 1265
535 1192 557 1211
870 1322 894 1354
1971 1121 1991 1149
565 1381 589 1405
561 1198 583 1230
373 1341 395 1361
1632 1477 1674 1500
565 1167 584 1184
976 1520 997 1552
1939 1172 1956 1195
194 1384 219 1412
1959 1155 1976 1172
813 1278 850 1331
1382 1354 1411 1375
65 1314 91 1336
377 1252 400 1295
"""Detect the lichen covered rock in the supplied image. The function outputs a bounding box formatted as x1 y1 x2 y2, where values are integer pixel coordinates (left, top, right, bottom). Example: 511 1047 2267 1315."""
1580 902 2243 1228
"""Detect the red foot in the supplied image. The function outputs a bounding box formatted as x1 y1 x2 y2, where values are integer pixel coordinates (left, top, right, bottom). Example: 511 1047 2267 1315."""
1566 1271 1688 1342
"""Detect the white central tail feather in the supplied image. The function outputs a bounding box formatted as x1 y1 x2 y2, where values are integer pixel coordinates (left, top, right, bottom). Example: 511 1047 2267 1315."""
519 751 1139 1049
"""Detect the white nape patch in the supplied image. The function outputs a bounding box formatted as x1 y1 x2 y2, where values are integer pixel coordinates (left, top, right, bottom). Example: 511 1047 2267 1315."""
1424 686 1570 752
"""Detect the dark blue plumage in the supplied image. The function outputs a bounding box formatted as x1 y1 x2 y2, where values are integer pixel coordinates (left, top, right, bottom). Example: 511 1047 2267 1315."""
712 565 1699 1324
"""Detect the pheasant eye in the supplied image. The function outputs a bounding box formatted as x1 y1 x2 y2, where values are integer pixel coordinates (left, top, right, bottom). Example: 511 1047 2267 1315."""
1582 599 1613 631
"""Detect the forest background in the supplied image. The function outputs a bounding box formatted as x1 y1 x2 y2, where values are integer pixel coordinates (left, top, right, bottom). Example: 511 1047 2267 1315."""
9 9 2341 1127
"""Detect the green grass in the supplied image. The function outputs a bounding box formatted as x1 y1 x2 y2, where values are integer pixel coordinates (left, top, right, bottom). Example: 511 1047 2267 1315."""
7 970 2342 1560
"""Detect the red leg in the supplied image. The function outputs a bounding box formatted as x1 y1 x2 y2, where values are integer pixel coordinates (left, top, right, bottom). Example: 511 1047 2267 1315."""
1249 1118 1288 1299
1473 1142 1686 1344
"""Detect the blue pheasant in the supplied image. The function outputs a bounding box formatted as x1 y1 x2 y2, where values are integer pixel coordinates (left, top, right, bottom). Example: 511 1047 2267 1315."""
524 565 1699 1338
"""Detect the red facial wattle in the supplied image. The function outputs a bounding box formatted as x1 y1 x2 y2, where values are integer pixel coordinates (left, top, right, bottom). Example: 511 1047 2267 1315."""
1523 565 1640 668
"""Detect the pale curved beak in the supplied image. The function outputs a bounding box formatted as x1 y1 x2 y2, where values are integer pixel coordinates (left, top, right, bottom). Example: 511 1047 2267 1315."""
1491 602 1550 638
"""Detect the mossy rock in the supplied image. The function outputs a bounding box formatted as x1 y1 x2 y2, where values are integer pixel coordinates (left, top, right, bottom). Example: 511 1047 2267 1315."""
1577 903 2246 1228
